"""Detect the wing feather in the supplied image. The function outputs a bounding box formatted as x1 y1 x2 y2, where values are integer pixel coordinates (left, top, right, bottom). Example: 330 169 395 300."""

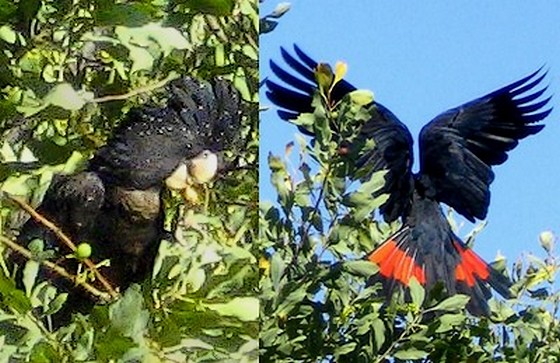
266 45 414 221
419 68 552 221
18 172 106 247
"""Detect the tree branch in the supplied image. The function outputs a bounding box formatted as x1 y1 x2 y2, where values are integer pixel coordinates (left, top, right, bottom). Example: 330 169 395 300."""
0 235 112 302
5 193 119 299
92 73 180 103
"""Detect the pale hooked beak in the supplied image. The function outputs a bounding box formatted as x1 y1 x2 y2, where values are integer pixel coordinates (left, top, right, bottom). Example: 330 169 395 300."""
165 150 219 190
187 150 219 184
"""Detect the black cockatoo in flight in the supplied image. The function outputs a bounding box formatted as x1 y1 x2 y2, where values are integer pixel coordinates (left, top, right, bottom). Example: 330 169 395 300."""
265 45 552 315
17 76 242 317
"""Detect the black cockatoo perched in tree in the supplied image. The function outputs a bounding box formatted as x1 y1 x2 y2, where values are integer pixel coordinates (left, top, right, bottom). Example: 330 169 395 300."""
266 45 552 315
17 76 242 316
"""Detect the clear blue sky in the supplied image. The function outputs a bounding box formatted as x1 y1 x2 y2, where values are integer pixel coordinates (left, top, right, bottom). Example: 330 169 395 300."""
259 1 560 266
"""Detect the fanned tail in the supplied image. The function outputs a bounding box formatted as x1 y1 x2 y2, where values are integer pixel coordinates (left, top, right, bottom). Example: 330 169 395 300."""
368 227 512 316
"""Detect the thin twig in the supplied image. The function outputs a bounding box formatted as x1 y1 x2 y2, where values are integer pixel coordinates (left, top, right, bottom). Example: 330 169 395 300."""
0 236 112 302
302 161 333 243
92 73 180 103
6 194 119 299
375 314 422 363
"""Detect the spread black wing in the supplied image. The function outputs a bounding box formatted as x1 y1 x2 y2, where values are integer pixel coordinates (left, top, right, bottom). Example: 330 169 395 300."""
419 69 552 222
15 172 106 322
266 45 414 221
266 45 357 127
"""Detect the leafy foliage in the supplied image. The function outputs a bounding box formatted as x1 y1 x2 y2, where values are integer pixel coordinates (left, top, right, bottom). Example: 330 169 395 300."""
0 0 258 361
259 65 560 362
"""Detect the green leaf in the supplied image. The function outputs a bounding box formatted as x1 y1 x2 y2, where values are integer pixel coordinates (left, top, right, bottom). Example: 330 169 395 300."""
0 25 16 44
268 153 292 207
489 299 516 321
43 83 87 111
27 238 45 255
1 174 33 195
409 277 425 308
73 329 94 360
185 0 235 15
0 0 17 21
180 338 213 350
372 318 386 351
332 62 348 90
185 267 206 292
393 347 429 360
344 260 379 277
345 170 387 203
22 260 39 296
342 170 389 220
28 139 77 165
128 45 154 73
45 293 68 315
267 153 285 172
95 2 156 26
95 328 136 361
276 285 307 315
270 253 285 291
429 294 470 312
18 49 45 74
349 89 374 106
335 342 357 357
108 285 149 340
291 112 315 128
141 23 190 55
315 63 334 95
407 327 431 344
116 23 190 62
0 272 33 313
346 194 388 222
435 313 466 333
294 182 311 207
29 342 60 363
205 297 259 322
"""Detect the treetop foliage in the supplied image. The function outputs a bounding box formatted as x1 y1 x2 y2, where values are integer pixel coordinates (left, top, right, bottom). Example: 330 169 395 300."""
0 0 258 361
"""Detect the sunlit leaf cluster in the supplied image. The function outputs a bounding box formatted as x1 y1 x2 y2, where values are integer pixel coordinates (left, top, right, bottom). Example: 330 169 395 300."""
0 0 258 361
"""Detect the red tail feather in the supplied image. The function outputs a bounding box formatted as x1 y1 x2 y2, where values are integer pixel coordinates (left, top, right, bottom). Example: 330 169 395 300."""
453 240 490 287
368 231 426 286
367 227 511 315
